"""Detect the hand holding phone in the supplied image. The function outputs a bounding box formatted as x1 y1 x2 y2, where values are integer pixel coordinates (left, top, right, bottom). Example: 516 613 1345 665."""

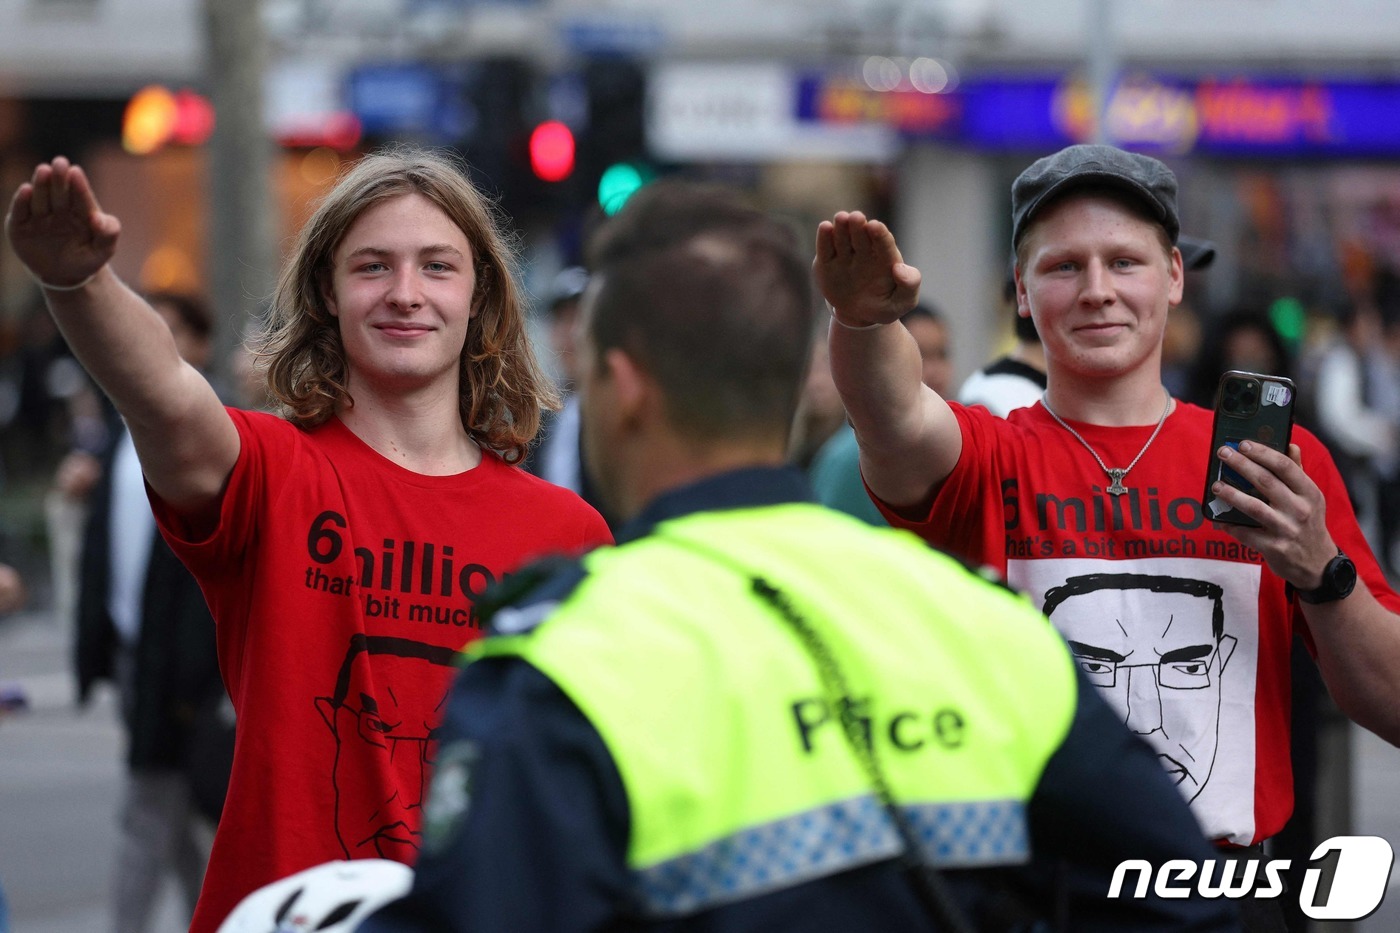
1203 371 1297 526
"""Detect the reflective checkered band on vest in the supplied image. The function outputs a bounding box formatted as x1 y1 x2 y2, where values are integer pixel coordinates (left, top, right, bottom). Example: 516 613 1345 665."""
633 795 1028 917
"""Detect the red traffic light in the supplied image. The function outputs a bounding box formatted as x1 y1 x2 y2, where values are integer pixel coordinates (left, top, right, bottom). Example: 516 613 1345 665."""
529 120 576 183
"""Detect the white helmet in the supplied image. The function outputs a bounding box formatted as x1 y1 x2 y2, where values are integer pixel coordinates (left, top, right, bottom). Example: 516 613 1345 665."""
216 859 414 933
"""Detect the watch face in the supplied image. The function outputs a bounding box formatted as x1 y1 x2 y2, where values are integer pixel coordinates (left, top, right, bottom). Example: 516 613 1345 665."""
1333 555 1358 594
1297 553 1358 604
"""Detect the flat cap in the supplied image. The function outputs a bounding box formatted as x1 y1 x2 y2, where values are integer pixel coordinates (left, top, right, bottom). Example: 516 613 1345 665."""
1012 144 1180 248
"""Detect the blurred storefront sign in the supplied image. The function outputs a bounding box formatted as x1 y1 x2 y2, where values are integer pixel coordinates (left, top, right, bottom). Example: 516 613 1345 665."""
965 74 1348 155
798 71 1400 158
329 61 1400 162
408 0 543 9
345 62 508 145
796 59 962 141
560 15 666 56
266 61 362 150
648 62 896 163
346 64 444 136
267 60 1400 161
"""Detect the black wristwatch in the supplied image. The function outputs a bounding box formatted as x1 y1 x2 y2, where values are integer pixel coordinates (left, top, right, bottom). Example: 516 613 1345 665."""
1287 550 1358 605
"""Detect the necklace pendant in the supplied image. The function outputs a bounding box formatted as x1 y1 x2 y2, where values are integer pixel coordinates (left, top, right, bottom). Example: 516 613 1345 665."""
1106 469 1129 496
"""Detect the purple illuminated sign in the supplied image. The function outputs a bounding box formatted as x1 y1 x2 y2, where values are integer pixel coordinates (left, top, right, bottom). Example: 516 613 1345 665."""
797 72 1400 156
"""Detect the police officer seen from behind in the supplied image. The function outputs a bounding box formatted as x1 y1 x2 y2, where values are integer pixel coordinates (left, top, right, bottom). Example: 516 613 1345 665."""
361 183 1240 932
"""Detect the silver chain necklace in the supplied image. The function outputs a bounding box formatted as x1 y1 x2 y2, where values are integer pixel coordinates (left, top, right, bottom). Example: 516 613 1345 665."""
1041 391 1173 496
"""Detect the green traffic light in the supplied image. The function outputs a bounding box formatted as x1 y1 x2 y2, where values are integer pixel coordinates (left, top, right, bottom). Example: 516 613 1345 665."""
598 162 648 215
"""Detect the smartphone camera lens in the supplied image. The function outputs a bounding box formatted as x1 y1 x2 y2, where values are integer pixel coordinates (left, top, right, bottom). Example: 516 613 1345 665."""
1222 378 1259 415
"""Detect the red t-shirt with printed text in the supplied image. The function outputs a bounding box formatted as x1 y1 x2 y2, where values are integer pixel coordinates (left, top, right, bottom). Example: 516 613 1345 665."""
875 400 1400 847
152 409 613 933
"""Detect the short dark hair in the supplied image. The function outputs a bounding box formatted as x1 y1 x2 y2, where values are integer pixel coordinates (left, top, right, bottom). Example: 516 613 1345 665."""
1001 257 1041 343
586 180 773 270
146 291 213 341
1013 310 1041 343
900 302 945 327
586 181 816 442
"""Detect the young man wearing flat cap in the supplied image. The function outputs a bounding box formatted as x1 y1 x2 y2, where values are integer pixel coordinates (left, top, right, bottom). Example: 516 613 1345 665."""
816 143 1400 932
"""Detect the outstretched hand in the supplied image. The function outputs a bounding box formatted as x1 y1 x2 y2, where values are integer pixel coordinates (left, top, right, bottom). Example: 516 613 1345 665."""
5 157 120 288
813 211 922 328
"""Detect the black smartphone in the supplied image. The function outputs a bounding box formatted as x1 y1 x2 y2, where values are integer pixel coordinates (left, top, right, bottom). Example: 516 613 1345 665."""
1203 370 1297 526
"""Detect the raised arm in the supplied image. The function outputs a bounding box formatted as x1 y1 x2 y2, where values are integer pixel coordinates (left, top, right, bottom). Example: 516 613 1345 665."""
5 157 239 519
813 212 962 511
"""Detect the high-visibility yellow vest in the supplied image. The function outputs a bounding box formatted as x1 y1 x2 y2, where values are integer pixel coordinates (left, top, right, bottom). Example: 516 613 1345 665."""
476 503 1079 918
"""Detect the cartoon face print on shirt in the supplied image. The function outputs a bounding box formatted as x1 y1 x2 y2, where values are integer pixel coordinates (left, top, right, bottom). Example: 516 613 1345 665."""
1042 573 1237 802
315 635 459 861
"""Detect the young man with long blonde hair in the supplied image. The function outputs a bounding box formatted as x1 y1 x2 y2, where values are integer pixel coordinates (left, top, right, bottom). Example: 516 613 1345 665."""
5 147 610 933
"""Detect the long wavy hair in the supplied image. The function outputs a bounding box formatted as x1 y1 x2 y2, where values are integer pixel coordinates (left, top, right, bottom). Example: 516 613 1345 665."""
254 146 557 463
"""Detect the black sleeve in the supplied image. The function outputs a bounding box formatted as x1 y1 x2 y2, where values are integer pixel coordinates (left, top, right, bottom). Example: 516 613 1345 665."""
360 656 633 933
1024 670 1243 932
73 461 116 704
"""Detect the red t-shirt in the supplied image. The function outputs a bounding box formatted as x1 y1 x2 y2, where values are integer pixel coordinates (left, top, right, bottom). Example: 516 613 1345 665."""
152 409 613 933
875 400 1400 847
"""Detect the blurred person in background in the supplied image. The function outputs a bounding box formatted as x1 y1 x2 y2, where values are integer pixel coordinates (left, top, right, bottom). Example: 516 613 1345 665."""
786 325 847 470
0 294 109 637
0 561 25 933
359 179 1238 933
810 303 951 524
57 291 229 933
0 562 24 615
228 320 276 413
1140 236 1215 400
957 262 1047 417
1372 307 1400 581
1309 302 1400 575
0 559 29 723
1370 274 1400 583
3 306 80 477
1186 308 1294 410
4 149 610 933
523 266 612 522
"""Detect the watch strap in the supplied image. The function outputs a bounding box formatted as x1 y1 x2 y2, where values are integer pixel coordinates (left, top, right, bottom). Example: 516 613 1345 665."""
1286 550 1357 605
